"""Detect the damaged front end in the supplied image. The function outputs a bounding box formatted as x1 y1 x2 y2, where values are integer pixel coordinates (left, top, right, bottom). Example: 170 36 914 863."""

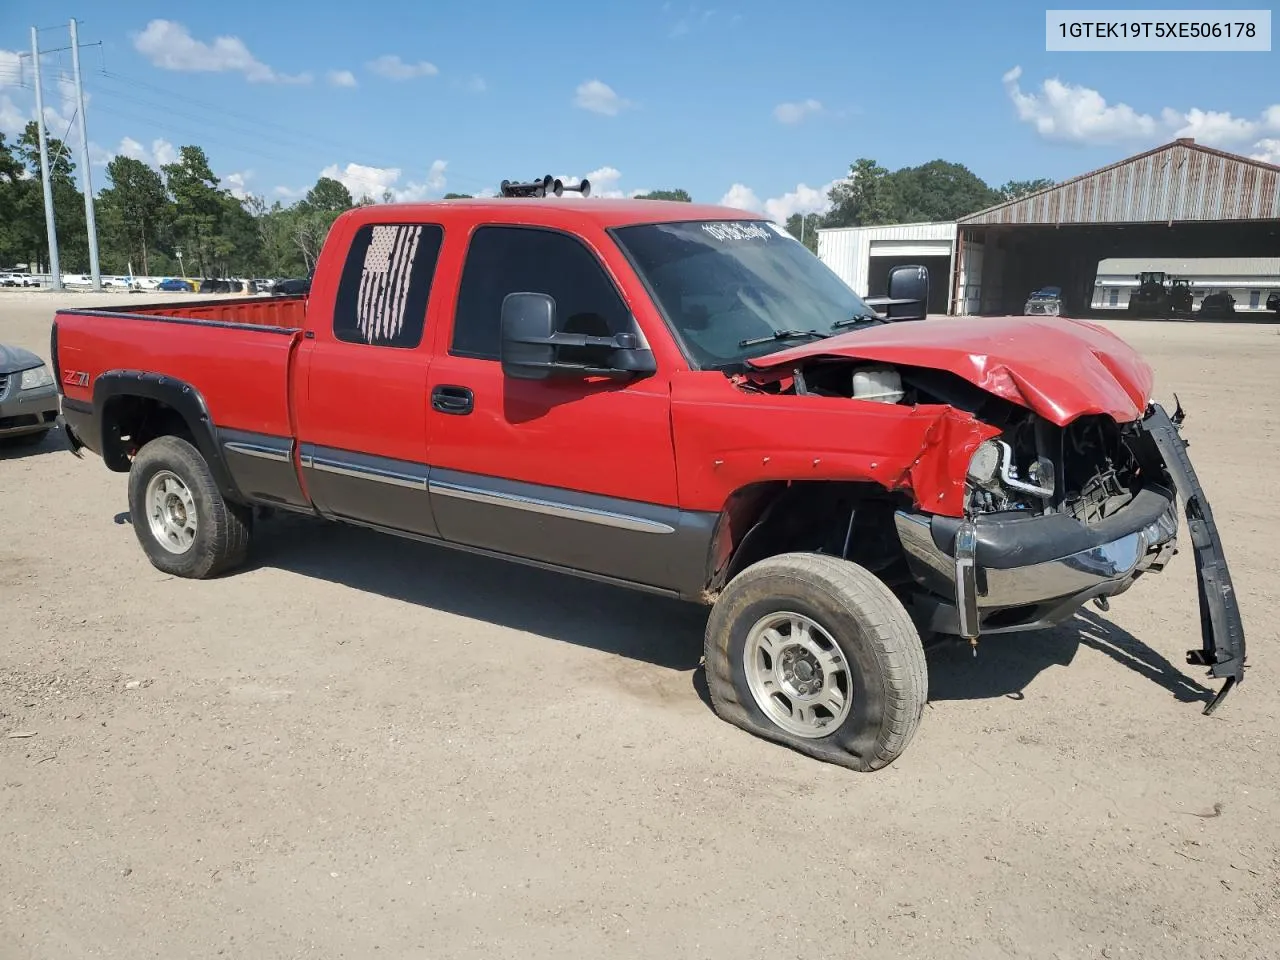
892 394 1245 713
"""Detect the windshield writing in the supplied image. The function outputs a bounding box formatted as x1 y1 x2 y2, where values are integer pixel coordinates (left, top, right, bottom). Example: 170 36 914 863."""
612 220 877 368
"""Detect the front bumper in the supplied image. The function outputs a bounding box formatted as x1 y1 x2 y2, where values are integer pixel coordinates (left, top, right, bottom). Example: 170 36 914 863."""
0 380 59 436
895 486 1179 638
894 401 1246 709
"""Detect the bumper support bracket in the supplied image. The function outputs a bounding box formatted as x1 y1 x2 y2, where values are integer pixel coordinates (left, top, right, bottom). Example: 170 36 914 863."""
1144 402 1246 714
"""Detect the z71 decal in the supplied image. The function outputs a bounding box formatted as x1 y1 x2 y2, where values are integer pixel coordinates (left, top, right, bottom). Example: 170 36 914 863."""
63 370 90 387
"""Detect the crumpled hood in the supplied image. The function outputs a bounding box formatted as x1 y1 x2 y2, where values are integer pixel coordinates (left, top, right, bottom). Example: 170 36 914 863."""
747 315 1154 427
0 341 45 375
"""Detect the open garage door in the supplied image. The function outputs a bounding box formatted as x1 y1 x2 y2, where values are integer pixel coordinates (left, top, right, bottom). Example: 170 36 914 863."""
867 254 952 315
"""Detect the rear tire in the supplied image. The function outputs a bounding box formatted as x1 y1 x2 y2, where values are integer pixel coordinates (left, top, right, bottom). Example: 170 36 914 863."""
704 552 928 772
127 435 252 579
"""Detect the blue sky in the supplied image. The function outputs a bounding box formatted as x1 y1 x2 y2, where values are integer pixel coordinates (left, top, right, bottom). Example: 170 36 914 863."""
1 1 1276 221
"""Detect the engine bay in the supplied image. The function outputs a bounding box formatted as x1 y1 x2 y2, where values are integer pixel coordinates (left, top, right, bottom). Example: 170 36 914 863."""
737 357 1149 524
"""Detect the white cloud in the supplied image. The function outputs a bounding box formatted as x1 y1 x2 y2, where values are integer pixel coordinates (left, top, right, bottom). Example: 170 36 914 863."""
327 69 357 88
773 99 823 124
717 178 842 224
719 184 762 211
318 159 450 203
133 19 311 84
367 55 438 80
0 49 22 89
152 139 178 166
1002 64 1280 162
1001 64 1157 144
274 185 305 199
106 136 177 169
551 166 625 199
573 79 631 116
452 74 486 94
427 160 448 191
224 170 253 200
1251 139 1280 164
1164 107 1259 145
0 94 23 136
763 180 840 223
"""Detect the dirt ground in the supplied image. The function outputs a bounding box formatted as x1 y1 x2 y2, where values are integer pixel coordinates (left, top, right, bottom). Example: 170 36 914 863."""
2 289 1278 960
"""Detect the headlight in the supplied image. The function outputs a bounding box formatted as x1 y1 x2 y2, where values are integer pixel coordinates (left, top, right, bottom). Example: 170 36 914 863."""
966 439 1002 486
20 364 54 389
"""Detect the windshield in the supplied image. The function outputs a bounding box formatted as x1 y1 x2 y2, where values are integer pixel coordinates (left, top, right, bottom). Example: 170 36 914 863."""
611 219 878 369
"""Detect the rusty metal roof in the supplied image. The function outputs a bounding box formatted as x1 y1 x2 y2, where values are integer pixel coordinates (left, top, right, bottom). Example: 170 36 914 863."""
959 140 1280 225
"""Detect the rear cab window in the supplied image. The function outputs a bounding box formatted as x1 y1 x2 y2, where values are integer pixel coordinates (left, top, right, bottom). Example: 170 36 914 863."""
332 222 444 348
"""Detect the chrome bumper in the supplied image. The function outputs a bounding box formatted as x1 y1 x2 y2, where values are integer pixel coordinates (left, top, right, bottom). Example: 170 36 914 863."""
894 496 1179 638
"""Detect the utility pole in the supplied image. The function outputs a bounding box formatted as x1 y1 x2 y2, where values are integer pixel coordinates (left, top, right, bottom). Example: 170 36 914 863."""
30 26 62 291
69 18 101 291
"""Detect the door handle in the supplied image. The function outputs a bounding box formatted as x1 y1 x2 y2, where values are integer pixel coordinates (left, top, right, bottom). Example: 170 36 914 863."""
431 384 474 415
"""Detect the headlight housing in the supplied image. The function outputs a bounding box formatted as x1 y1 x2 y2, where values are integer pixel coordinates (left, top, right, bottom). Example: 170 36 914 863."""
20 364 54 390
966 439 1002 486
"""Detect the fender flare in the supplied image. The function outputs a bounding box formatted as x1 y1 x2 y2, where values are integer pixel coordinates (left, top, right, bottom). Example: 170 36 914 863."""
92 370 246 503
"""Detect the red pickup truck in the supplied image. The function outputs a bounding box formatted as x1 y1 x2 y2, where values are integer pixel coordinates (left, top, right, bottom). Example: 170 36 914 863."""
50 196 1246 772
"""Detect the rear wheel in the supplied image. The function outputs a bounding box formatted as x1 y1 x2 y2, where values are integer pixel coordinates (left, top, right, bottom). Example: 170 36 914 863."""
704 552 928 772
127 435 252 578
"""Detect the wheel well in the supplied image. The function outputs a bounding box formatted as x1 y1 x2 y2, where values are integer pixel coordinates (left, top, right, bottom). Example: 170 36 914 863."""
100 395 196 472
705 480 914 599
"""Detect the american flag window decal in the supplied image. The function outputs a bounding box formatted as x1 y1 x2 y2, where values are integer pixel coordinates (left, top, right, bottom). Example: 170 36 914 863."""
333 222 443 349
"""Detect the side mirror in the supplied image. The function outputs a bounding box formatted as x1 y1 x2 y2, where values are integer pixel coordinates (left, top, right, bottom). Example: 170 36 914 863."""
863 264 930 321
499 291 657 381
884 264 929 320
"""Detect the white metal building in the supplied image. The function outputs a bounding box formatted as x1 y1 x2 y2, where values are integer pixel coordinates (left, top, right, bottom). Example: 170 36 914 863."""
1091 257 1280 313
816 222 957 315
816 139 1280 318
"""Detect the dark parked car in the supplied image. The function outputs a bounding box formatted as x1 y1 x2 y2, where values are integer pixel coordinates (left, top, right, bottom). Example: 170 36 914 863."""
157 278 194 292
271 276 311 296
1267 291 1279 315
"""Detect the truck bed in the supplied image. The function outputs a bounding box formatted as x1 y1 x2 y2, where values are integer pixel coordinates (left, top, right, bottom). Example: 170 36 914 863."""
97 294 308 329
53 297 305 440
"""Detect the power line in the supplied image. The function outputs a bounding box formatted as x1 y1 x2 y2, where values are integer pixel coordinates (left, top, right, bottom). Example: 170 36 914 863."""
89 67 495 191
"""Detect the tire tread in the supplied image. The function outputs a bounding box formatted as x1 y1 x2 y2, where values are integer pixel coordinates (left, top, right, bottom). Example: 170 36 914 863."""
704 552 928 772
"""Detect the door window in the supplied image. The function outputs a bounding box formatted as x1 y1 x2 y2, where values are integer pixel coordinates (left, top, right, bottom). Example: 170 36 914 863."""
451 226 632 364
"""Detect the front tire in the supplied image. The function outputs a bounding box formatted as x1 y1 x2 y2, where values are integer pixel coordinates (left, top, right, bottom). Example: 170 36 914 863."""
704 552 928 772
127 435 252 579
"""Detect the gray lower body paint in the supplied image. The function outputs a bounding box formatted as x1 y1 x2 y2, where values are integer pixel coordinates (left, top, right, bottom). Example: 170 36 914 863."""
218 430 718 600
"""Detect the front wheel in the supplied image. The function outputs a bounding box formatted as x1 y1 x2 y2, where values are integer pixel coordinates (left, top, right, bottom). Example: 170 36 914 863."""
127 435 252 579
703 552 928 772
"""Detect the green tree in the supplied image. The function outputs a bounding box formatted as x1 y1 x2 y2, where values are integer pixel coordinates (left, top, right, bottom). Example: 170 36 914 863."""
883 159 1001 222
442 192 473 199
97 156 171 275
300 176 353 213
0 134 24 267
634 188 692 202
784 212 821 253
822 159 895 228
162 146 223 276
997 178 1055 201
14 121 88 273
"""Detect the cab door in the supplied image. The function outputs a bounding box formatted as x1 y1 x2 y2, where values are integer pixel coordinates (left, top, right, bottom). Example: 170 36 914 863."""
423 224 705 594
293 219 445 536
